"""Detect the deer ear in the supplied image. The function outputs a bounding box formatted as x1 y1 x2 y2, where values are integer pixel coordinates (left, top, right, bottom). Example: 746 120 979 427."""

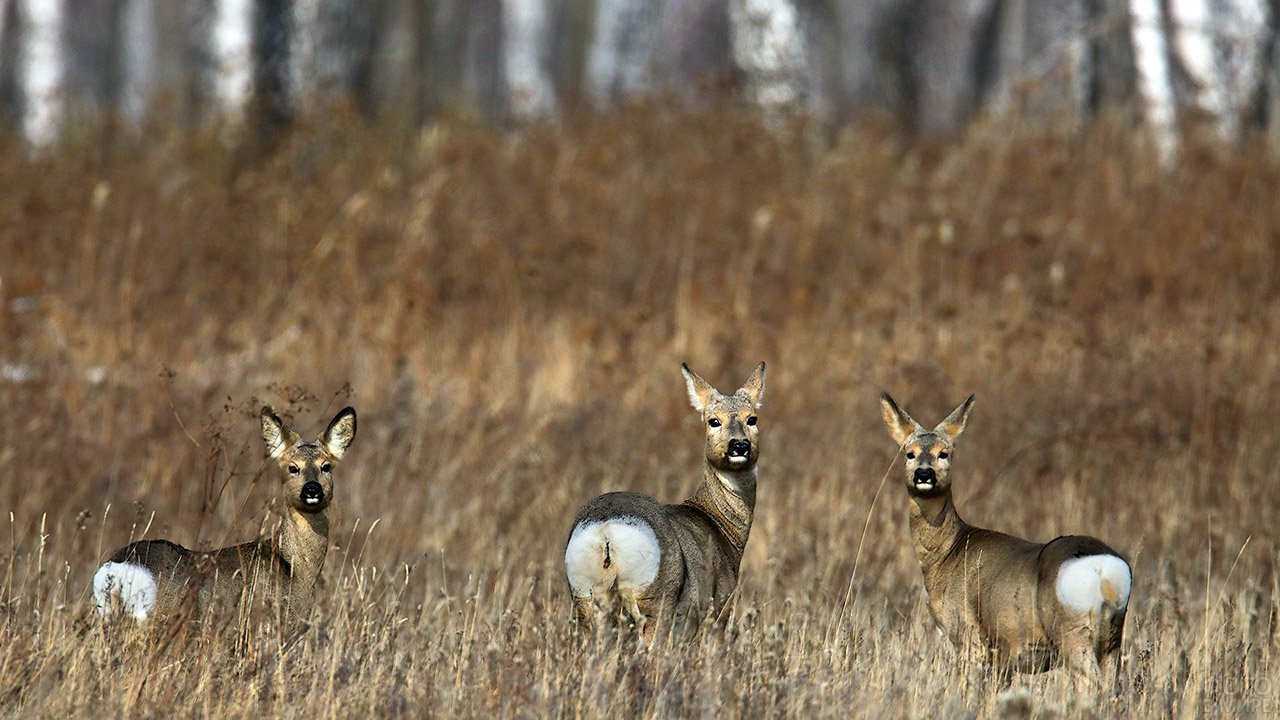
879 393 921 446
739 361 766 409
934 395 975 442
261 407 299 459
681 363 716 412
322 407 357 459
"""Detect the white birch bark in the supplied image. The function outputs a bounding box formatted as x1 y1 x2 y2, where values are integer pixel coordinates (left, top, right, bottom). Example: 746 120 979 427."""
18 0 64 147
1216 0 1268 122
586 0 655 107
503 0 555 119
1130 0 1179 165
1168 0 1229 136
1205 0 1267 138
727 0 806 110
211 0 254 121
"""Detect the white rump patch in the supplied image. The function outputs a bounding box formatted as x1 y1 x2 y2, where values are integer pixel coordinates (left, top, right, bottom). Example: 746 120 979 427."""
93 562 158 620
1055 554 1132 614
564 516 660 598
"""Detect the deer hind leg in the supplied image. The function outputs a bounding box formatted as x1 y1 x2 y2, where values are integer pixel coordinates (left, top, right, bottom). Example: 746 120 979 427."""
617 587 649 642
1059 620 1105 693
572 594 599 635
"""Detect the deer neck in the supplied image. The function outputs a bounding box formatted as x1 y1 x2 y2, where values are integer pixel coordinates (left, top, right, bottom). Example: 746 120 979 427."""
907 489 968 573
277 507 330 590
685 463 757 562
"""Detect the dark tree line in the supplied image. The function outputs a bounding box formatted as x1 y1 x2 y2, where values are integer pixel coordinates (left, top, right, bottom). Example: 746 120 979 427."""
1 0 1279 160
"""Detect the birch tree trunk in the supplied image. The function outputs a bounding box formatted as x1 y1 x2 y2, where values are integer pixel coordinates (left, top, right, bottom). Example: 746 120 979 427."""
208 0 254 123
18 0 63 146
1168 0 1231 137
586 0 656 107
727 0 807 112
1168 0 1268 139
1214 0 1268 132
503 0 556 119
289 0 378 113
1130 0 1179 164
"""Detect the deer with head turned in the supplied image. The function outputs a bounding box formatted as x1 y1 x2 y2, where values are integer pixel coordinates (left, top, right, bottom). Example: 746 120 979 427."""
93 406 356 625
879 393 1131 685
565 362 766 641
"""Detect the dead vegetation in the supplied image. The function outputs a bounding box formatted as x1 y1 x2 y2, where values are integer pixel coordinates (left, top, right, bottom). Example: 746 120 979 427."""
0 110 1276 717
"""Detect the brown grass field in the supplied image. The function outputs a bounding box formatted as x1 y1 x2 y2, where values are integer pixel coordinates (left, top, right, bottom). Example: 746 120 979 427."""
0 109 1277 718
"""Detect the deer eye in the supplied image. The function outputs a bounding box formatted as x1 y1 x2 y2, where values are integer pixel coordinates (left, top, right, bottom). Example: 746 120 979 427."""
321 463 333 473
708 418 722 428
937 452 948 460
905 452 916 460
288 466 301 475
746 416 757 426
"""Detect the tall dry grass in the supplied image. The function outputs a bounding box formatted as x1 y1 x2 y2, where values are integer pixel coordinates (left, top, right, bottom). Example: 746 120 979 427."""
0 110 1277 718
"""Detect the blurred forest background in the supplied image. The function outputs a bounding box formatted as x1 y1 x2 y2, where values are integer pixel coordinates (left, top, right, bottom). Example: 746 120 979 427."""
0 0 1279 154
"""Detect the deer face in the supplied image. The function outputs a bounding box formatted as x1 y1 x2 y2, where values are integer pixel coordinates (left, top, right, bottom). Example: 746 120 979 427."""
261 407 357 513
880 393 973 497
899 430 955 495
683 362 765 472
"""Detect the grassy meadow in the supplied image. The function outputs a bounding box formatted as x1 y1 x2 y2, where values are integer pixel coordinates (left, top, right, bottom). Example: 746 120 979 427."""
0 110 1277 718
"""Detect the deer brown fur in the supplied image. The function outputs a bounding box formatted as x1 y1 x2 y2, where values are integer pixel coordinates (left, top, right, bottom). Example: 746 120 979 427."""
93 406 356 625
565 362 765 641
879 393 1131 685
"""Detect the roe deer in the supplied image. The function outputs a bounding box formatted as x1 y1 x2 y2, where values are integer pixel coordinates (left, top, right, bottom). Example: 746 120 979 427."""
93 406 357 624
879 393 1131 685
565 362 766 641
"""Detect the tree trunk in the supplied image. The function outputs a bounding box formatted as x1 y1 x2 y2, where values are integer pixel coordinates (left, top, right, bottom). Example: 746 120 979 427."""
1168 0 1268 140
289 0 378 114
18 0 64 146
255 0 290 131
994 0 1088 125
208 0 254 123
1130 0 1179 164
504 0 557 119
586 0 657 107
1089 0 1139 116
118 0 158 125
906 0 997 134
653 0 731 102
727 0 808 112
831 0 896 120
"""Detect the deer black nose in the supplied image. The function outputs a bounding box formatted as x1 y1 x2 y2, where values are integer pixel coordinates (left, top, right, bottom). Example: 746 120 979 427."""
914 468 936 483
300 481 324 506
727 439 751 457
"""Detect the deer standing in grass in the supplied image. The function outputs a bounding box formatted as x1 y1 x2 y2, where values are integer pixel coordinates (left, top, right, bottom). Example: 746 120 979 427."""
565 362 765 641
93 406 356 624
879 393 1131 685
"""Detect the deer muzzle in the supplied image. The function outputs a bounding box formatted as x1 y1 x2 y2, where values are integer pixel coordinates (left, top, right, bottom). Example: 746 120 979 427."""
726 438 752 465
300 481 325 507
